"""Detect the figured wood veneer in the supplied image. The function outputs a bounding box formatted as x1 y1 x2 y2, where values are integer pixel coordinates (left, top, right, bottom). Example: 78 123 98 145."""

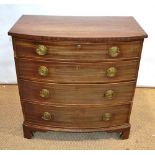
14 39 143 62
23 102 130 129
8 16 147 41
8 15 147 139
15 59 139 83
18 79 136 106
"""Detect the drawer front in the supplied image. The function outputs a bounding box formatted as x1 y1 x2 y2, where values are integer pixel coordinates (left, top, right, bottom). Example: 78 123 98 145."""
14 39 143 61
23 102 130 128
16 59 139 83
19 79 135 106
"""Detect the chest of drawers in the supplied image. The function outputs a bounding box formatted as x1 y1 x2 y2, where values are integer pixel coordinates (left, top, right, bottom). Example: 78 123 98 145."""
8 15 147 139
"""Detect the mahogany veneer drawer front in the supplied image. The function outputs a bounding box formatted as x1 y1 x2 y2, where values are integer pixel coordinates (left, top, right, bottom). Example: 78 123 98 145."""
14 39 143 61
19 79 136 106
8 15 147 139
23 102 130 129
15 59 139 83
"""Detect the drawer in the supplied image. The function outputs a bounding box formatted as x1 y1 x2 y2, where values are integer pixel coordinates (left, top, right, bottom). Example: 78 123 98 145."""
14 39 143 62
19 79 135 106
23 102 130 128
16 59 139 83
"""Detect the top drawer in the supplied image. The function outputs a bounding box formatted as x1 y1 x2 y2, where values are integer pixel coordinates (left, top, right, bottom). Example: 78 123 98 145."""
14 39 143 62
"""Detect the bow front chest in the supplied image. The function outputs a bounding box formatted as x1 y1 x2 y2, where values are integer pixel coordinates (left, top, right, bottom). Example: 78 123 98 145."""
8 15 147 139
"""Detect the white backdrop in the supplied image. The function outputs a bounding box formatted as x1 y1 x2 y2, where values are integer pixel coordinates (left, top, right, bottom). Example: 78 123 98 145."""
0 0 155 86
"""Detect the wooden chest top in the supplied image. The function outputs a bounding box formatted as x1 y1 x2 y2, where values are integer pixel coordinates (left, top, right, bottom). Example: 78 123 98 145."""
8 15 147 41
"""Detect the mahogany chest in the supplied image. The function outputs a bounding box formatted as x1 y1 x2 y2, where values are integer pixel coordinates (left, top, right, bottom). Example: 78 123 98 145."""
8 15 147 139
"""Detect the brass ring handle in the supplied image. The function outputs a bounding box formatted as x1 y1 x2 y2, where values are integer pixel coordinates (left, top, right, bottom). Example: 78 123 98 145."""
103 113 112 121
38 66 48 76
108 46 120 58
36 45 48 56
40 89 50 98
42 112 52 121
106 67 117 77
104 90 114 99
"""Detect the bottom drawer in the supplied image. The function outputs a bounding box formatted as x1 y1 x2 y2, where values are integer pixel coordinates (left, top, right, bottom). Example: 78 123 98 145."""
23 101 130 129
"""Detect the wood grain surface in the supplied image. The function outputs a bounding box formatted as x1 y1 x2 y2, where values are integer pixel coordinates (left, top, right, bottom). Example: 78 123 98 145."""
15 58 139 83
8 15 147 139
23 101 130 129
14 38 143 62
8 16 148 41
18 79 136 106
